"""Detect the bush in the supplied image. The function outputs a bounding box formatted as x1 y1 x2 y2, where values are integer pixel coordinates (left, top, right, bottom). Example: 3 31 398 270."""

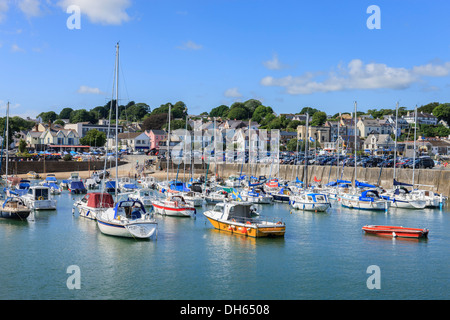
63 154 72 161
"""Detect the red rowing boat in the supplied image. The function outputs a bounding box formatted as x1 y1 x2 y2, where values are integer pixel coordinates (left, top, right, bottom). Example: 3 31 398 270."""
362 225 429 238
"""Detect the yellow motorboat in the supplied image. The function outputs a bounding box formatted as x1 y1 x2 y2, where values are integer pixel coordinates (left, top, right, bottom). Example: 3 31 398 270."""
203 201 285 238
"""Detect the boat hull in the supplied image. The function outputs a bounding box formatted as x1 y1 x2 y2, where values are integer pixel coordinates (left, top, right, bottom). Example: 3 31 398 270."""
152 202 195 217
24 200 57 210
290 201 330 212
362 225 429 238
0 210 31 220
204 216 285 238
339 196 389 211
97 219 158 239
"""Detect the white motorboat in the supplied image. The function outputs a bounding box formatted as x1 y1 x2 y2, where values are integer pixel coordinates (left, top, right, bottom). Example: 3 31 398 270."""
139 176 157 189
240 187 273 204
96 199 158 239
180 191 204 207
204 189 230 204
127 188 154 207
152 195 196 217
22 186 57 210
289 192 331 212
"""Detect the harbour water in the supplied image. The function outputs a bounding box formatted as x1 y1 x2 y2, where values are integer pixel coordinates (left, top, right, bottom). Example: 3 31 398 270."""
0 188 449 300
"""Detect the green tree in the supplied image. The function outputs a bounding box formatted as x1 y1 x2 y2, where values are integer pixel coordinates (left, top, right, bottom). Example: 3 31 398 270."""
142 113 168 130
299 107 319 116
432 103 450 123
310 111 327 126
419 102 439 114
210 105 229 118
59 107 74 119
251 105 274 123
79 129 107 147
38 111 57 123
18 139 27 153
70 109 94 123
227 106 248 120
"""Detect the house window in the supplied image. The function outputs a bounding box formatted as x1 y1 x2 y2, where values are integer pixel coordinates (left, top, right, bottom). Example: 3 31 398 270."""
57 138 64 145
68 138 74 145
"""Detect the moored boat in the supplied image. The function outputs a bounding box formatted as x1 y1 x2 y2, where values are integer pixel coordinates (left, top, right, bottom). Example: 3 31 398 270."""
203 201 285 238
0 196 31 220
152 195 196 217
289 192 331 212
22 186 57 210
96 199 157 239
362 225 429 238
74 192 115 220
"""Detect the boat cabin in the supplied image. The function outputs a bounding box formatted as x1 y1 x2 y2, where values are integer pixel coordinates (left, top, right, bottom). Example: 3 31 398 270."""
27 186 50 200
113 200 147 220
212 202 256 223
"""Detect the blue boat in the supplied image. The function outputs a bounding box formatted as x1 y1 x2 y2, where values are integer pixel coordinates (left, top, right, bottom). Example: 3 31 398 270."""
69 181 87 194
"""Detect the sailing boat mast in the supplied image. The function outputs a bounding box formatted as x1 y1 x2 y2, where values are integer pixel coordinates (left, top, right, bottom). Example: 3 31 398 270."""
393 101 399 180
412 105 418 186
114 42 120 200
354 101 357 189
5 101 9 180
167 103 171 182
304 112 310 188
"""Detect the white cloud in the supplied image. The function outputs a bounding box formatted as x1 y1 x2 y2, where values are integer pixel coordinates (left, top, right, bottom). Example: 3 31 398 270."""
0 0 9 23
57 0 131 25
11 44 25 52
177 40 203 50
18 0 42 18
261 59 450 95
263 53 287 70
224 87 243 98
77 85 104 95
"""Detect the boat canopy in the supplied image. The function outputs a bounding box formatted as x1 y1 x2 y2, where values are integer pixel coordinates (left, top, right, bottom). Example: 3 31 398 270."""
355 180 376 188
43 182 59 189
170 182 190 192
228 203 254 220
360 189 380 199
105 181 116 189
86 193 114 208
70 181 86 190
393 179 413 187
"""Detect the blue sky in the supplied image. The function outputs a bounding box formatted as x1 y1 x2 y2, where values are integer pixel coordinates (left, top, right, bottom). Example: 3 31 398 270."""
1 0 450 119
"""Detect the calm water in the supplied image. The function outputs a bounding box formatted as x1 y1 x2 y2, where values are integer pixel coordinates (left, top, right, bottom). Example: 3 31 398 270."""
0 189 449 300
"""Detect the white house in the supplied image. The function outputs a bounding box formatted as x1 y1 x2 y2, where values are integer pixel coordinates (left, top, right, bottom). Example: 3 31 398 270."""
114 132 150 152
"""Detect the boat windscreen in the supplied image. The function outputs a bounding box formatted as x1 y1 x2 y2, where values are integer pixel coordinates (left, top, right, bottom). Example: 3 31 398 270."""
229 204 253 219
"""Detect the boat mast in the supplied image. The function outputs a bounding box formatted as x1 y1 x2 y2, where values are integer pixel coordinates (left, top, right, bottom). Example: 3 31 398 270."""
336 112 341 180
167 103 171 182
304 112 310 189
114 42 119 200
5 101 9 181
354 101 357 189
393 101 399 180
412 105 417 186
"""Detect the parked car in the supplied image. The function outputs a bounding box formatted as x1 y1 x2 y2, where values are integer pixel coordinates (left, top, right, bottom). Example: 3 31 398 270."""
405 157 435 169
362 157 384 167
